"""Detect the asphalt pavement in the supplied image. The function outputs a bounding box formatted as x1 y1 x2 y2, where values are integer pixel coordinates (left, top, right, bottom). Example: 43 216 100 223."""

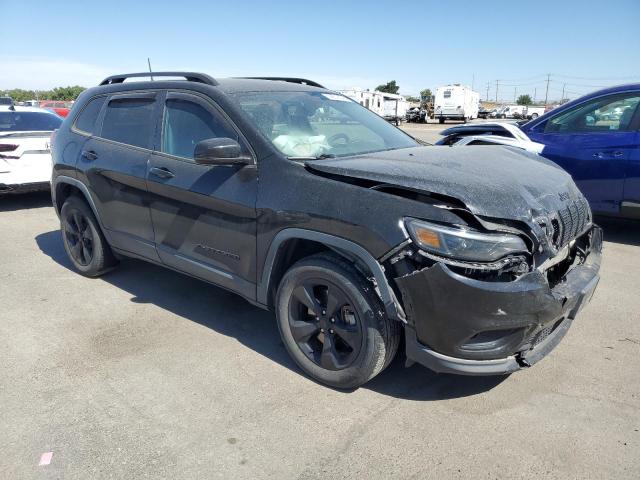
1 185 639 479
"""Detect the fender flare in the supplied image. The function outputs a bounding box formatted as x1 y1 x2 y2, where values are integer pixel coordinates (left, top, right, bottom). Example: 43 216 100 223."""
52 175 105 229
257 228 406 322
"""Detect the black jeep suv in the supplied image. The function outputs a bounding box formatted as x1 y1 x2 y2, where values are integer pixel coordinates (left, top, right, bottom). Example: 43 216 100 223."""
51 72 602 388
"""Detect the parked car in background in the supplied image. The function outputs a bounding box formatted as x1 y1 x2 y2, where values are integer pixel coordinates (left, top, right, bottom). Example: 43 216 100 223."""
524 106 545 119
405 107 427 123
39 100 72 118
0 105 62 194
478 106 493 119
498 105 526 119
521 83 640 218
0 96 15 106
51 72 601 389
434 84 479 123
437 122 544 153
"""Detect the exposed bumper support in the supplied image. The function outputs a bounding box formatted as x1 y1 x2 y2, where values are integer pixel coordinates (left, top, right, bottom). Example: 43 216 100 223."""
399 226 602 375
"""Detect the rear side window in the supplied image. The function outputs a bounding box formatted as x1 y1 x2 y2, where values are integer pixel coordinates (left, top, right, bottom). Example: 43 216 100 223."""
101 97 156 149
161 97 239 159
74 96 106 134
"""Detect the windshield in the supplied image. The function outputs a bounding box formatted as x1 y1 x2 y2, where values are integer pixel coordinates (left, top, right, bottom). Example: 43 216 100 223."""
0 110 63 132
233 91 418 158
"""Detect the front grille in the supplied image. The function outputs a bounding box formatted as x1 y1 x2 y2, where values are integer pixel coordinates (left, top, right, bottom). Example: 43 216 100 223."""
553 196 591 247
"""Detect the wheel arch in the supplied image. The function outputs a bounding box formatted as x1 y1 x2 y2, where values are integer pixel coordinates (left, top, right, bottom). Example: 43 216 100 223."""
53 176 104 229
258 228 406 322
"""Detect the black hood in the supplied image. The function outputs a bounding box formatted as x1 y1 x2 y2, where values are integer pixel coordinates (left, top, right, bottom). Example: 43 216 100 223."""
305 146 584 223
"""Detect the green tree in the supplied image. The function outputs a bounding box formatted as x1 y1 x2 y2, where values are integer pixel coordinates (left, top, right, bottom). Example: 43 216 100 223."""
375 80 400 94
2 86 86 102
517 94 532 105
420 88 432 100
405 95 420 103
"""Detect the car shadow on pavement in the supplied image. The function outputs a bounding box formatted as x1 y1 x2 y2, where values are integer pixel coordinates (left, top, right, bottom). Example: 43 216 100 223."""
0 191 52 212
595 216 640 247
36 229 504 401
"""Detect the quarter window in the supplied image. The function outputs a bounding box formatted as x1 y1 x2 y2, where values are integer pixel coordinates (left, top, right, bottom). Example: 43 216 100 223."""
161 97 239 159
545 93 640 134
101 97 156 149
74 96 106 135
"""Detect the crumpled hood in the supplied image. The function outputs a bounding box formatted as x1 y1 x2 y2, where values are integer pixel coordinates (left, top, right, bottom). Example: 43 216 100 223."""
305 146 584 223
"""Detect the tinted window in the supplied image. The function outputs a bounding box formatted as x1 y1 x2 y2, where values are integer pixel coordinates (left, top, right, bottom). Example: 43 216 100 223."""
74 96 106 134
0 111 62 132
101 97 156 148
161 98 238 159
545 93 640 134
443 91 452 98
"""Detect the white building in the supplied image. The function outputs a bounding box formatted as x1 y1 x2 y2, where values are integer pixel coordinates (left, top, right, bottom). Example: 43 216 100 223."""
339 88 408 120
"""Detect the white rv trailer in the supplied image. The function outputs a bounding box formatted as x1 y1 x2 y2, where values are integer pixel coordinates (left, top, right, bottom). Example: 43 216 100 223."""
339 89 408 123
434 84 480 124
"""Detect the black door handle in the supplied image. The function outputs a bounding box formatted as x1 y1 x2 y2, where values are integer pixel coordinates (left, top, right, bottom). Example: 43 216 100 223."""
81 150 98 161
149 166 175 179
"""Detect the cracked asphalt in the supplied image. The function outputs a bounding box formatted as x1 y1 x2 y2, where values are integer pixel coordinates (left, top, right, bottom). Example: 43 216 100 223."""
1 186 639 479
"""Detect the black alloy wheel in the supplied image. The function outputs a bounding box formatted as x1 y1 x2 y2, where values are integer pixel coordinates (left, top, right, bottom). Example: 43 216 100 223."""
288 279 363 371
63 210 94 266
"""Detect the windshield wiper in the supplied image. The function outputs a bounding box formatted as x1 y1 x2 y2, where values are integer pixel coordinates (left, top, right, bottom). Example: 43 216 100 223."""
289 153 336 160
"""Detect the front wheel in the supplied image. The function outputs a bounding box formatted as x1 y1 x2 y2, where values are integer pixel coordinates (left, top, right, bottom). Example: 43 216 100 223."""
276 253 401 389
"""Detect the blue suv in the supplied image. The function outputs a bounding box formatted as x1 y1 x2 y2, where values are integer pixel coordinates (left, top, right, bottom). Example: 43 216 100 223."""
521 84 640 218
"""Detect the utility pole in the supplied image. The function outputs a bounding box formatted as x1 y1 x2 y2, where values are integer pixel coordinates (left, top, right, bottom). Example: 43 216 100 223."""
486 82 490 101
533 87 537 103
495 80 499 103
471 74 475 90
514 87 517 103
561 83 566 103
544 73 551 106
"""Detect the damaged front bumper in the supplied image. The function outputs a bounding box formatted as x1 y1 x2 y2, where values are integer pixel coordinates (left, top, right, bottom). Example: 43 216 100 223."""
395 226 602 376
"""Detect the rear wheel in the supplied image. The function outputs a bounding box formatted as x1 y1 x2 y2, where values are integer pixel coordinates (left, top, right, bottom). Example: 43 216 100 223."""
439 117 445 124
531 113 539 119
276 253 401 389
60 195 117 277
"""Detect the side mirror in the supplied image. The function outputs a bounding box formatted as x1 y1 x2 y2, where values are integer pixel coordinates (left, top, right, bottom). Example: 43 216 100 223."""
194 138 251 166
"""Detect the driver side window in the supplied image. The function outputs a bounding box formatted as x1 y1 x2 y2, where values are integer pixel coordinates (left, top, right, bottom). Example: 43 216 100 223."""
161 96 241 159
544 93 640 134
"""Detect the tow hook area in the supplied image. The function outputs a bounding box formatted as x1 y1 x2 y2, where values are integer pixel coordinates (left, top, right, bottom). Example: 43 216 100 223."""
516 355 531 368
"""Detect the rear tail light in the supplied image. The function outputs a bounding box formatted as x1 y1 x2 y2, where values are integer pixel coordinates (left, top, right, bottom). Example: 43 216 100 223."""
0 143 19 159
0 144 18 152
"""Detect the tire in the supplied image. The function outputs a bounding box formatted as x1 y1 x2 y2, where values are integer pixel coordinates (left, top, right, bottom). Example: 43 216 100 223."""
531 113 539 119
60 195 117 277
439 117 445 124
275 253 401 389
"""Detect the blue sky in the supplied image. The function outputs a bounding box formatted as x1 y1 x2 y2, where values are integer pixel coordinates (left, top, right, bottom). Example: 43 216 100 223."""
1 0 639 101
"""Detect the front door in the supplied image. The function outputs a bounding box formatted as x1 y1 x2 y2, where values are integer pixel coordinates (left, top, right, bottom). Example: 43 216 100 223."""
528 92 640 214
146 91 258 300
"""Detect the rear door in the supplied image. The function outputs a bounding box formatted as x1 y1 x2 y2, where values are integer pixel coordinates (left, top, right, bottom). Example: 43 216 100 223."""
146 91 258 300
78 92 160 260
527 92 640 214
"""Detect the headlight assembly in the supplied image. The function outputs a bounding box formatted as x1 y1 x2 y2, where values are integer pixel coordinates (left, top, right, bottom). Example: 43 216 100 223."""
405 218 528 263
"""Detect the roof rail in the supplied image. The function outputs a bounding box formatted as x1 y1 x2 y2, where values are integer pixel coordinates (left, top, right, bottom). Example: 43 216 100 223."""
239 77 325 88
99 72 218 86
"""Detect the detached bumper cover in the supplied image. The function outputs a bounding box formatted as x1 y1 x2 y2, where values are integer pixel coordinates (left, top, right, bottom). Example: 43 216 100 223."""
397 226 602 375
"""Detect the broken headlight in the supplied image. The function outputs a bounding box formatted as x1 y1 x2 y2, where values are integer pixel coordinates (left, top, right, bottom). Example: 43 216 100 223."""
405 218 528 262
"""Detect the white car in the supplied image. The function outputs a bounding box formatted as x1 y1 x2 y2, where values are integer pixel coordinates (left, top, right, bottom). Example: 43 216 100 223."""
436 121 545 154
0 105 62 194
